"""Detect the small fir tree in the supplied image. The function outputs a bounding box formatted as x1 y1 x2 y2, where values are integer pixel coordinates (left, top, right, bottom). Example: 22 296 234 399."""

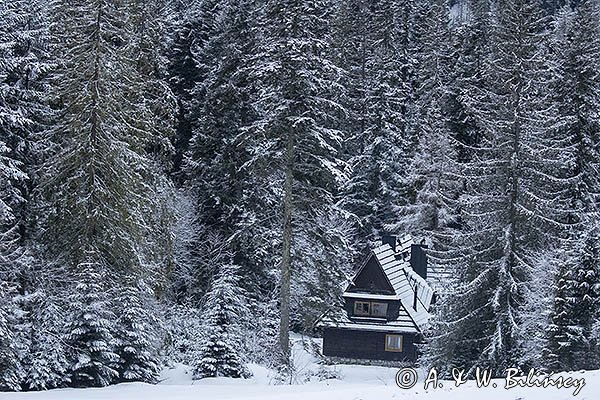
193 264 250 379
114 281 161 383
21 289 69 390
64 264 119 387
0 283 23 391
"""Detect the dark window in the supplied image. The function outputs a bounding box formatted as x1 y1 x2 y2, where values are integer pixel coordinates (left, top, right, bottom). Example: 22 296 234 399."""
354 301 370 316
371 302 388 317
354 301 388 317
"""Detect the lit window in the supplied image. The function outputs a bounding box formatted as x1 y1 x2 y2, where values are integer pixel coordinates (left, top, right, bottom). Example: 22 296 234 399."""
385 334 403 352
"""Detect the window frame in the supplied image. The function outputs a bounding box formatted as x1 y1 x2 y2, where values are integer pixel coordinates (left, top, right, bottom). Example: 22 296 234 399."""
370 301 388 317
353 301 371 316
385 334 403 352
353 300 388 317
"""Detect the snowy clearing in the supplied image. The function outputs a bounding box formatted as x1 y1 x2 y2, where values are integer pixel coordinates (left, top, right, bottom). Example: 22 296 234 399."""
3 335 599 400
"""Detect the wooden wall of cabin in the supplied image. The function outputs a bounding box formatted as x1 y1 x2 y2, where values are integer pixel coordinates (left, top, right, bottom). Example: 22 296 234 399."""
322 328 419 362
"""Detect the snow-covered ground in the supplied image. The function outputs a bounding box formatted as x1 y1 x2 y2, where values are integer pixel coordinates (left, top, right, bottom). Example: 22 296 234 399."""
4 335 599 400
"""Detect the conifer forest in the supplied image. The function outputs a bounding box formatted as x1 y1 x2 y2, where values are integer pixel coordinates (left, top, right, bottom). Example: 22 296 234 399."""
1 0 600 394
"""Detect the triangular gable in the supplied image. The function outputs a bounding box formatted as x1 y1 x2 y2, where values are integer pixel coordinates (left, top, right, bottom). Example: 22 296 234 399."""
346 252 395 294
341 242 435 331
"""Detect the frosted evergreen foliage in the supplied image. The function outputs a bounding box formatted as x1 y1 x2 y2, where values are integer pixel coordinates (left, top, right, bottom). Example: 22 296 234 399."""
193 264 250 379
114 282 161 383
0 284 22 391
21 290 69 391
64 266 119 387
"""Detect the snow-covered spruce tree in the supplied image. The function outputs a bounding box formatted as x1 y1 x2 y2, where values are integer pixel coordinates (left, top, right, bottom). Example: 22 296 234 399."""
128 0 176 162
393 0 458 237
63 264 119 387
0 0 51 293
167 0 222 177
330 0 367 141
128 0 178 299
39 0 172 386
41 0 173 275
546 234 600 371
20 289 69 390
193 264 250 379
1 4 58 389
183 0 277 299
330 0 374 263
127 0 177 294
445 0 493 163
0 52 27 390
0 138 27 284
338 0 418 253
0 0 52 172
417 0 493 367
420 0 498 365
0 283 23 391
424 0 559 375
289 210 356 332
183 0 224 128
544 1 600 371
113 280 161 383
252 0 348 365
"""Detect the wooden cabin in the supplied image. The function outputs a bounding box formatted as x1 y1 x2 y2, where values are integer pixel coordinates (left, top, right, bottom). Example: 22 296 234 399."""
318 235 434 363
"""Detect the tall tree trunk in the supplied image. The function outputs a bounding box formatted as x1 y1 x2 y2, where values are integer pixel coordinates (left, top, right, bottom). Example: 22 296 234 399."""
279 128 294 366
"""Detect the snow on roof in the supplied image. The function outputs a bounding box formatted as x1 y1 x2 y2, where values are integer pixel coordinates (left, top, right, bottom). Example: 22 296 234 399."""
396 234 413 255
342 292 401 300
371 243 433 327
319 241 435 334
318 301 420 333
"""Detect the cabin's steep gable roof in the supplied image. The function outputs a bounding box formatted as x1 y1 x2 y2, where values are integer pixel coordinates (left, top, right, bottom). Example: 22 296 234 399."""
371 244 433 326
333 242 435 332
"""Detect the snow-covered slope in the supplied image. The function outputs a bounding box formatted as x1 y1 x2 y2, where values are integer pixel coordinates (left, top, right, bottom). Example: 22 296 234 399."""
3 335 598 400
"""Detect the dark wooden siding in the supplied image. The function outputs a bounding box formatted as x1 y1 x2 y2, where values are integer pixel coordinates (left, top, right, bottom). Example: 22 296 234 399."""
322 327 419 362
347 254 394 294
